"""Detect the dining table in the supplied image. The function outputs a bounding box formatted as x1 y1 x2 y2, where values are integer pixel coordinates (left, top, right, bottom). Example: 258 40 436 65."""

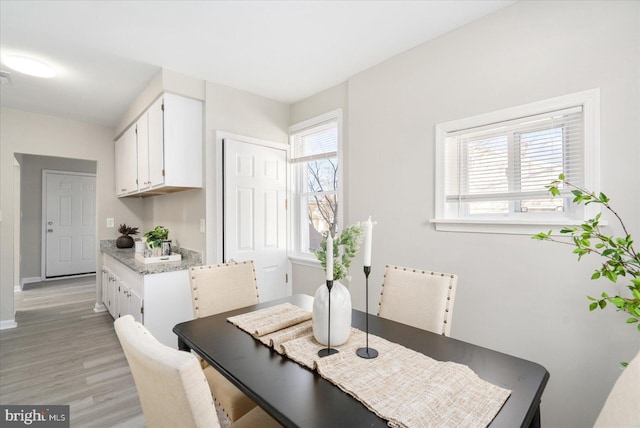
173 294 549 428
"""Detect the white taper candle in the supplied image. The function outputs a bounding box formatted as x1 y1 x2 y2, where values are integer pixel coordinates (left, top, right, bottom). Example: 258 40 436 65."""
363 216 373 267
326 233 334 281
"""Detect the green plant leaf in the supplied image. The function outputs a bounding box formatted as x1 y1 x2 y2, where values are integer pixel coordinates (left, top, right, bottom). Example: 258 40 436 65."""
589 302 598 311
591 272 601 280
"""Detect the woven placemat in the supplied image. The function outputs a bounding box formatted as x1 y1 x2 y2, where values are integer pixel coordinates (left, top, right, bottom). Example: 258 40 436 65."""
228 304 511 427
258 319 313 354
314 334 511 428
227 302 311 336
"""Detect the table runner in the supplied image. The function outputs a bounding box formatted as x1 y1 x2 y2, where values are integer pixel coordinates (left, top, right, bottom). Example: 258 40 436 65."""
228 304 511 428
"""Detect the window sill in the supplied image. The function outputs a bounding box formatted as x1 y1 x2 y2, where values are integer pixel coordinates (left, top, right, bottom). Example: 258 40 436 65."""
429 218 605 235
289 255 322 269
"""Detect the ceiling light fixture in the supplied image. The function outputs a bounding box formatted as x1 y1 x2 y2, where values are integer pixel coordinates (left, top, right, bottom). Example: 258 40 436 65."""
0 71 13 86
3 55 56 78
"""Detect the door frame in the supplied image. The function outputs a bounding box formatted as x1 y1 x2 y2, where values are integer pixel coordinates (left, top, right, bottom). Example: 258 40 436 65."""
41 169 97 281
209 131 290 265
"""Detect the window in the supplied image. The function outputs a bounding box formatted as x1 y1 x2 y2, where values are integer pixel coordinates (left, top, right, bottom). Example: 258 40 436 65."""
433 89 600 234
289 110 342 259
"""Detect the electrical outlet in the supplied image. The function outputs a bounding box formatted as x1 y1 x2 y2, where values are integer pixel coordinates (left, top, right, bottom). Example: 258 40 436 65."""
106 218 114 228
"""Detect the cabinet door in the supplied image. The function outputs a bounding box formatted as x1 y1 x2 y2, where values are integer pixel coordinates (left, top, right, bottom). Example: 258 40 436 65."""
101 266 109 307
117 279 129 318
129 289 143 324
136 113 150 191
115 126 138 196
163 93 202 188
147 97 165 188
107 273 118 317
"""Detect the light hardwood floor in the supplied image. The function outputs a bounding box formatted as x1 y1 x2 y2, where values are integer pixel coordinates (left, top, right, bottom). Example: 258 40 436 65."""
0 276 145 427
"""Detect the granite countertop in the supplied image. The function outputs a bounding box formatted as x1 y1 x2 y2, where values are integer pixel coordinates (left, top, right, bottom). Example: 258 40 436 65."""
100 240 203 275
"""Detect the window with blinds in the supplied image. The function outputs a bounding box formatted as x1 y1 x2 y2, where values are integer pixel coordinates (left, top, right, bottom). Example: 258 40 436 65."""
445 107 583 215
434 89 600 233
290 110 342 256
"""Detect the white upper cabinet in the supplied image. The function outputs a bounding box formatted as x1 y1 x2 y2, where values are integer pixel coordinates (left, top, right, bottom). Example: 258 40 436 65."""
147 96 165 188
115 92 203 198
136 108 150 192
115 125 138 196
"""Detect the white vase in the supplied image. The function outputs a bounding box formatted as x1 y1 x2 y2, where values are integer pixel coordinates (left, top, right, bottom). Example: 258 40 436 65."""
312 281 352 346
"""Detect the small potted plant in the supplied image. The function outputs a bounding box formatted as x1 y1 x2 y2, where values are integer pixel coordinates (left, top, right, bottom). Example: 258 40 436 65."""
144 226 170 255
116 224 139 248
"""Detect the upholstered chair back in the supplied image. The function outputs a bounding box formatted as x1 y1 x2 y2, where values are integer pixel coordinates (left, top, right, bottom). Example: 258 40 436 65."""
378 265 458 336
189 261 259 318
114 315 221 428
594 348 640 427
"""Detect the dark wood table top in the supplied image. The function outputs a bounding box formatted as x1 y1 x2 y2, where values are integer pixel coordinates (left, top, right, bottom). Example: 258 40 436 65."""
174 294 549 428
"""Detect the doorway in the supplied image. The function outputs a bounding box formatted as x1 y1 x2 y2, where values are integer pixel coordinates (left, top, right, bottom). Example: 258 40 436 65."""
42 170 97 278
16 154 97 286
222 137 291 302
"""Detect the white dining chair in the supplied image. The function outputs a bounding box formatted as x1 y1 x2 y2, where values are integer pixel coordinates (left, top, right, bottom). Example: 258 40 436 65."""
593 348 640 427
188 261 260 422
378 265 458 336
114 315 280 428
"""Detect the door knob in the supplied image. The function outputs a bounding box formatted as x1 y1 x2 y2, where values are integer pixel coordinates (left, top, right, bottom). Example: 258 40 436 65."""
48 221 53 225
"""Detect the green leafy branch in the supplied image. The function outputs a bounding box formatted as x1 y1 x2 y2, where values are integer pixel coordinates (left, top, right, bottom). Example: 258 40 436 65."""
314 222 366 281
532 174 640 332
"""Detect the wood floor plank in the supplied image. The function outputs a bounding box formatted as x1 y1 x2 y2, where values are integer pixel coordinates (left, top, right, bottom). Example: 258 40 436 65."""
0 277 144 427
1 276 233 428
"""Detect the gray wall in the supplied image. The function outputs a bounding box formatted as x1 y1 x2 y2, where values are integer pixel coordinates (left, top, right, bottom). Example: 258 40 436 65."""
19 155 97 280
345 1 639 427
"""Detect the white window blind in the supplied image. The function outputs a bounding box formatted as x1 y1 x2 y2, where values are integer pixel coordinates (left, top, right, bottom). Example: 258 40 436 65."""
444 106 584 208
291 119 338 163
433 89 599 233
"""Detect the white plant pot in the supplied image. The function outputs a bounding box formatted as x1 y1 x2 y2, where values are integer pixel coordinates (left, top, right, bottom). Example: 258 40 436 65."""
312 280 352 346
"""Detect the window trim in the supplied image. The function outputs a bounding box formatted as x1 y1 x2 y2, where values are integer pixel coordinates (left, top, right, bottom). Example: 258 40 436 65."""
289 109 343 262
432 89 600 234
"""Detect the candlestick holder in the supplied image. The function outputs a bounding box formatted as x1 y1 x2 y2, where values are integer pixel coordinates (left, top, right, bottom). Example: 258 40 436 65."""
357 266 378 359
318 280 339 357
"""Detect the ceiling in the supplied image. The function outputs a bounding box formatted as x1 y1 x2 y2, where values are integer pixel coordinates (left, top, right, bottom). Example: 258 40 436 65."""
0 1 514 127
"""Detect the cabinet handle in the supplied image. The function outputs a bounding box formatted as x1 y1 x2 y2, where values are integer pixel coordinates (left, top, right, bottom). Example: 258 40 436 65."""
121 188 127 192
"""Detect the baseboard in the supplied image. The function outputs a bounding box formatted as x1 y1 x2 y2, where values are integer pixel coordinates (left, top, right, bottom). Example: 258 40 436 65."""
93 303 107 313
0 319 18 330
16 277 42 293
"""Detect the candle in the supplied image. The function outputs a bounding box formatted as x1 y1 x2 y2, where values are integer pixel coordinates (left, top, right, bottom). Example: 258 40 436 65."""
363 216 373 267
326 233 334 281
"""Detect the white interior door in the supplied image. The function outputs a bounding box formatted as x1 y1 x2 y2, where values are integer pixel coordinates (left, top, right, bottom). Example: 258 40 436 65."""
44 171 96 278
223 138 290 302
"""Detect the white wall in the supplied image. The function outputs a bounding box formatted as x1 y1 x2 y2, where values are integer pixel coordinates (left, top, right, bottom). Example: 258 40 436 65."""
345 1 639 427
204 81 290 263
116 70 290 258
0 107 143 325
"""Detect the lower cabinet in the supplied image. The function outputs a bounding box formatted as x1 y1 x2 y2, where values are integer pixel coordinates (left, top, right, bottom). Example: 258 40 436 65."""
102 254 194 347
